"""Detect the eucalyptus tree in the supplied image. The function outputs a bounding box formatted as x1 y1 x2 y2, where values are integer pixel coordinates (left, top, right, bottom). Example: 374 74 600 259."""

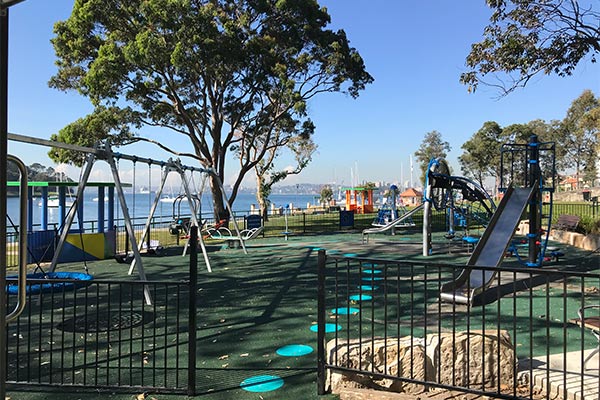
556 90 600 187
48 0 372 220
253 125 317 220
459 121 503 188
461 0 600 95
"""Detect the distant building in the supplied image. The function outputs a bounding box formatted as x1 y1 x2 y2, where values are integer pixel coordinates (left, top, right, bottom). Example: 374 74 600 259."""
400 188 422 206
559 176 579 191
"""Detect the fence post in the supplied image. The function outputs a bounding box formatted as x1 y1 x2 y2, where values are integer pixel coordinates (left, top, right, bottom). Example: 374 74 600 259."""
317 249 327 394
187 225 198 396
303 212 306 234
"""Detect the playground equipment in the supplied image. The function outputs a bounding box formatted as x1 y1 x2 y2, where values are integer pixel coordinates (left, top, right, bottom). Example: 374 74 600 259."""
6 156 94 295
5 155 27 321
168 193 202 237
362 204 421 243
7 133 247 304
343 186 374 214
422 158 496 256
440 135 556 305
371 184 410 227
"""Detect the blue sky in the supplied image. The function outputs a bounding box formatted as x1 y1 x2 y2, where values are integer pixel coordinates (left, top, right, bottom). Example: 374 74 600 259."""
5 1 600 190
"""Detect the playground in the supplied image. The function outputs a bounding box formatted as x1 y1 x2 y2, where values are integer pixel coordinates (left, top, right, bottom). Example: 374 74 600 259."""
3 229 599 399
3 135 600 400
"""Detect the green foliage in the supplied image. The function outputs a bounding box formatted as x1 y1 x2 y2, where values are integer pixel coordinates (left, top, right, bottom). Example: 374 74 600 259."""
461 0 600 94
50 0 372 216
459 121 503 187
460 117 565 190
555 90 600 187
362 181 377 189
578 215 600 235
319 185 333 204
48 106 139 166
7 162 71 195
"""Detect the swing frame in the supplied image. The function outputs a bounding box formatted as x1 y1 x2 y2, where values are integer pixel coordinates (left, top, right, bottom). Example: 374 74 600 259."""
7 132 246 302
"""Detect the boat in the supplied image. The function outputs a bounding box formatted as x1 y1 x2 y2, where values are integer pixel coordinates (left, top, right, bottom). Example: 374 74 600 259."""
92 196 109 202
159 194 178 203
38 196 74 208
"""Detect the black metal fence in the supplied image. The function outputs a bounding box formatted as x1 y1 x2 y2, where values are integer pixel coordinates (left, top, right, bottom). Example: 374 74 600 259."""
3 227 201 395
316 251 600 399
4 279 191 393
551 202 600 223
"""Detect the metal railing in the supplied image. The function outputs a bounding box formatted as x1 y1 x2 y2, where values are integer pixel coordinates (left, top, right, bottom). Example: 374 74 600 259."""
316 251 600 399
4 278 192 393
3 226 202 395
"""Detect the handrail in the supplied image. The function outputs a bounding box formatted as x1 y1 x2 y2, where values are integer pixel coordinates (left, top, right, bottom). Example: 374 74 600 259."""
6 154 27 323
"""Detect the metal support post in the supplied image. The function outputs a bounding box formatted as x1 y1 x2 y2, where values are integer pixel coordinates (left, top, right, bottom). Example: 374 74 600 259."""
528 135 540 266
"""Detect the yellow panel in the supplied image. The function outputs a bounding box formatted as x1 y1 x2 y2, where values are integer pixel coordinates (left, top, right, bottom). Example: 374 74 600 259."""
65 233 105 260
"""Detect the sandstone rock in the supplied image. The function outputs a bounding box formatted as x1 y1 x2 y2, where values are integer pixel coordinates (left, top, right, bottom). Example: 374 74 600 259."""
426 330 515 388
326 336 434 394
326 330 515 396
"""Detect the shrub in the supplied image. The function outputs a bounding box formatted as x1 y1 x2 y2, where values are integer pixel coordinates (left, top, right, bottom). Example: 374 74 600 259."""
577 215 600 235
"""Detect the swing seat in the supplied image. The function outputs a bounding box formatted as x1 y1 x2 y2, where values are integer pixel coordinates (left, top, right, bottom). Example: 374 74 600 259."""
114 252 134 264
142 239 163 255
205 226 263 247
6 272 93 295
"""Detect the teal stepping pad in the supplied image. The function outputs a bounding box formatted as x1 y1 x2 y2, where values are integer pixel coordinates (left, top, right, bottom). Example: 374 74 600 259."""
349 294 373 301
331 307 360 315
240 375 284 392
276 344 313 357
310 323 341 333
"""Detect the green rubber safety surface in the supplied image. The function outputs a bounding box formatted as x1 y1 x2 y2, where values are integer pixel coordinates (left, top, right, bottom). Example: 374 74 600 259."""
5 230 598 399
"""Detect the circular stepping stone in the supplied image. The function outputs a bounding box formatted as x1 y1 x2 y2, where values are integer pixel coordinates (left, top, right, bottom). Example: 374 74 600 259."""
358 285 379 291
349 294 373 301
240 375 284 392
310 323 341 333
363 269 382 275
331 307 360 315
276 344 313 357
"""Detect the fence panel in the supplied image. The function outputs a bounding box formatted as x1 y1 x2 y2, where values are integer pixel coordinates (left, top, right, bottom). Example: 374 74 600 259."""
4 278 191 393
317 252 600 399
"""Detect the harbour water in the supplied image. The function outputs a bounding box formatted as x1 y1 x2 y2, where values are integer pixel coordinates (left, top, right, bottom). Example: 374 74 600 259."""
6 192 320 229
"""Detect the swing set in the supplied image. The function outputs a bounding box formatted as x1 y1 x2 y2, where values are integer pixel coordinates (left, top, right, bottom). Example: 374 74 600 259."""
8 132 246 304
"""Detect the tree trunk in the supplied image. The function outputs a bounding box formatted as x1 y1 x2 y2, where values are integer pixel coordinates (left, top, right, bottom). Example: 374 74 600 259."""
255 174 270 222
209 174 229 222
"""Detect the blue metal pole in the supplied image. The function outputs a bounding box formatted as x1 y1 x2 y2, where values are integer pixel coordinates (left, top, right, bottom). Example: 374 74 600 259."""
41 186 48 230
528 135 540 266
107 186 115 228
77 188 84 231
58 186 66 229
98 186 105 233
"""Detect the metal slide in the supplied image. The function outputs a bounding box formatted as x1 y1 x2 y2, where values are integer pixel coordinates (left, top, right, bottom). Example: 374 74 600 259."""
439 185 536 305
362 204 423 243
